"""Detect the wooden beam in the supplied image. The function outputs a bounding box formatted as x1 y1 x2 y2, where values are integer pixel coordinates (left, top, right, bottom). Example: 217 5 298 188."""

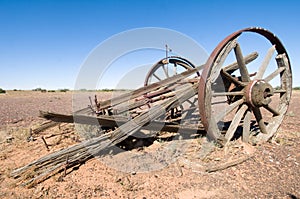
40 111 205 134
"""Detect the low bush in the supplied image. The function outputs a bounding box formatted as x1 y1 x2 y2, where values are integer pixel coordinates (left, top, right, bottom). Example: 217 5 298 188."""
59 88 69 92
32 88 47 92
0 88 6 94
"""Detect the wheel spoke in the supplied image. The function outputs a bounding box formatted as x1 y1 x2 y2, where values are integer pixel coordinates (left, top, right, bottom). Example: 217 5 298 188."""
186 99 196 107
263 104 280 116
274 89 286 94
225 104 248 142
234 43 251 82
162 65 169 78
242 110 252 142
264 67 286 82
221 69 247 86
152 73 162 81
174 63 177 75
253 107 267 134
223 52 259 73
211 100 228 105
255 45 276 79
212 91 244 97
148 76 152 84
215 98 244 121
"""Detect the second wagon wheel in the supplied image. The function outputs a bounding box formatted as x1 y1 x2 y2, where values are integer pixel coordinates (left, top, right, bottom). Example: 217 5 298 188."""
198 27 292 145
144 56 200 120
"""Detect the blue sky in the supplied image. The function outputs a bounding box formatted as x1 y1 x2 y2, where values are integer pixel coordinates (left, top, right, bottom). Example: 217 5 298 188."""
1 0 299 90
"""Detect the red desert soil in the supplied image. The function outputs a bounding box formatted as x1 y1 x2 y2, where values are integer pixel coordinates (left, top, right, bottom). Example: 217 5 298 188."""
0 90 299 199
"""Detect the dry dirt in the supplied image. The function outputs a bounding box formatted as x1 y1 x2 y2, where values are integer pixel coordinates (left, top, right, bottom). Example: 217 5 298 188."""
0 90 299 199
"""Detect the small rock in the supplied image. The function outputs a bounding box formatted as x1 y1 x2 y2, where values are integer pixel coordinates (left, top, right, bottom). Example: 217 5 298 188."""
6 136 14 143
26 136 36 142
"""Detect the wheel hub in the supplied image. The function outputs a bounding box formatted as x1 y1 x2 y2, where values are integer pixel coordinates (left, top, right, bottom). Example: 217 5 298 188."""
246 80 274 107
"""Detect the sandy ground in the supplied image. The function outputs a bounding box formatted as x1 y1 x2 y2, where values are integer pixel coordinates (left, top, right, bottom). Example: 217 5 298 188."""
0 90 299 198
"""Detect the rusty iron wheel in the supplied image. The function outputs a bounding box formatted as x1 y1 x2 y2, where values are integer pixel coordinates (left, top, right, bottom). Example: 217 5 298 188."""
198 27 292 145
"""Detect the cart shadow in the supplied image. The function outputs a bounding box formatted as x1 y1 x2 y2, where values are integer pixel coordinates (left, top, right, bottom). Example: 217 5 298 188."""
64 129 206 176
220 120 268 141
102 128 205 154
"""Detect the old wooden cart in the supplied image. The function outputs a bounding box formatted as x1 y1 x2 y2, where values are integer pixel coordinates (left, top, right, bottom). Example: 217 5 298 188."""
69 27 292 145
11 27 292 187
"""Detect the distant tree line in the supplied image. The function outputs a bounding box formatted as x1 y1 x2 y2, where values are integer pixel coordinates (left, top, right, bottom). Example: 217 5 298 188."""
1 87 299 94
293 87 300 90
31 88 70 92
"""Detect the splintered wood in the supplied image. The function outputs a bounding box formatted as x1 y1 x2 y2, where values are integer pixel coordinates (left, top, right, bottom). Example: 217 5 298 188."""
11 83 198 187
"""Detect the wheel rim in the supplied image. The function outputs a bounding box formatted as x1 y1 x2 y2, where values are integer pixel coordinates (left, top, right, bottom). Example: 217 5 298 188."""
144 56 199 86
144 56 199 121
198 27 292 145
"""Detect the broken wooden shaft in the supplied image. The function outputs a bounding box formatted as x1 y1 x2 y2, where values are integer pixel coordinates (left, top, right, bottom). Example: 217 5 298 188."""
11 83 198 187
40 111 204 134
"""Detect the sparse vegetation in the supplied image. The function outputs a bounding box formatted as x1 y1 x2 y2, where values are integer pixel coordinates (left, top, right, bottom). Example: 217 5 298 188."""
0 88 6 94
32 88 47 92
274 86 281 90
293 87 300 90
76 88 132 92
32 87 42 91
99 88 133 92
58 88 69 92
100 88 114 92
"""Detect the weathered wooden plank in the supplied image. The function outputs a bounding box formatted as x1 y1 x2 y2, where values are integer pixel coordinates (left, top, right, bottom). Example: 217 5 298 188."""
75 65 204 115
205 155 253 173
40 110 204 134
223 52 258 73
115 85 181 114
31 121 58 134
12 84 199 187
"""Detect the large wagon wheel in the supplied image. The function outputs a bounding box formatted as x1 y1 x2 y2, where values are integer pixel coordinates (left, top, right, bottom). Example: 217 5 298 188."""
144 56 200 120
198 27 292 145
